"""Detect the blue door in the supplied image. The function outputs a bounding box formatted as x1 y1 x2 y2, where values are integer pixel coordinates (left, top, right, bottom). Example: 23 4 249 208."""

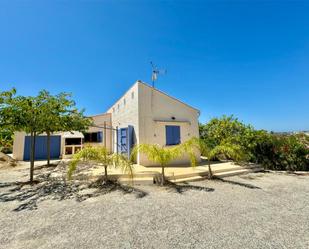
23 135 61 161
119 128 128 153
117 126 135 157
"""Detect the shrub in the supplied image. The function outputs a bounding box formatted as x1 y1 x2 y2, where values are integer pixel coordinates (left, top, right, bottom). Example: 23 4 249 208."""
0 128 13 154
199 116 309 171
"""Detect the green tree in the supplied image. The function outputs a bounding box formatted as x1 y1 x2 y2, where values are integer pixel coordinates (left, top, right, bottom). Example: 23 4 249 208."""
0 89 45 182
0 88 91 183
68 146 133 183
38 91 91 166
199 115 268 162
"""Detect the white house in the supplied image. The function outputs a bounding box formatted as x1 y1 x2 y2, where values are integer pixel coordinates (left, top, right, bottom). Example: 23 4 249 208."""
13 81 200 166
106 81 200 166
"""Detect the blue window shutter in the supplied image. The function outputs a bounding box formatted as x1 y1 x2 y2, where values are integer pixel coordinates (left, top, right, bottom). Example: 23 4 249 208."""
166 126 173 145
166 126 180 145
173 126 180 144
97 132 103 142
127 125 134 157
117 128 121 153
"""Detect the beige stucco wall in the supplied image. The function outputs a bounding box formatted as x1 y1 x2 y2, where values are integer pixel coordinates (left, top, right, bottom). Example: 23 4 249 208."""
12 131 26 160
86 113 113 152
102 81 200 166
137 82 200 166
106 83 139 153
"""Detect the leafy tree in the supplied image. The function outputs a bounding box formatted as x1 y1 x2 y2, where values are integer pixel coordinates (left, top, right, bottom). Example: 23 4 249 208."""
38 90 91 165
199 115 249 145
0 89 45 182
0 88 91 183
68 146 133 183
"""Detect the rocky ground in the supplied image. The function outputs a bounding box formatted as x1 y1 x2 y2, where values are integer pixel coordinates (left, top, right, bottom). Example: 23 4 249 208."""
0 161 309 249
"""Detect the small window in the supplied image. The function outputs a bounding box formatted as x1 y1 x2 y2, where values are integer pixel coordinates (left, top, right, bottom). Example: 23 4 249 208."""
117 104 120 110
123 98 126 105
113 107 115 113
65 146 73 155
84 132 103 143
165 125 181 146
131 91 134 99
65 138 81 145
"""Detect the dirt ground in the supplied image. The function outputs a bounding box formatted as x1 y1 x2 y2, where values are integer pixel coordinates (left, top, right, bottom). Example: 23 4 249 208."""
1 162 309 249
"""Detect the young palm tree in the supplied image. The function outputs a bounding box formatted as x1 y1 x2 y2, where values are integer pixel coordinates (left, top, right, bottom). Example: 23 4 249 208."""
131 144 182 185
67 146 133 182
183 137 244 179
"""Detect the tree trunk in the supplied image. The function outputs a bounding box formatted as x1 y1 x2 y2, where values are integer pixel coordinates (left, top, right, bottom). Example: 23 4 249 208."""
208 159 213 179
30 131 36 183
104 165 108 182
161 164 165 185
46 131 51 166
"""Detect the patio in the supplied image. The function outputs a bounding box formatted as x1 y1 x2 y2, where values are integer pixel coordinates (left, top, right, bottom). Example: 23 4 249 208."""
75 160 263 184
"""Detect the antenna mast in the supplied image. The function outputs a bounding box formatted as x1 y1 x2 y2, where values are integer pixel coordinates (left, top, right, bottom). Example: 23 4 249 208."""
150 61 167 88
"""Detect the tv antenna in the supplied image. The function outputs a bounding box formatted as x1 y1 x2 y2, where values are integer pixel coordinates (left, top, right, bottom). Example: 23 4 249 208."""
150 61 167 88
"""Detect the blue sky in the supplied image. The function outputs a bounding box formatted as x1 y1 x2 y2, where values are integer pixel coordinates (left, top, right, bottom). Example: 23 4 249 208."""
0 1 308 131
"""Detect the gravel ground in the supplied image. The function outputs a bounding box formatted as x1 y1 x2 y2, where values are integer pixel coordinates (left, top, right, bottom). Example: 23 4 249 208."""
1 163 309 249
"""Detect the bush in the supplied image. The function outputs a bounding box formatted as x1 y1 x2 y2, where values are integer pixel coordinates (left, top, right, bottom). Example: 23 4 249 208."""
0 128 13 154
254 134 309 171
199 116 309 171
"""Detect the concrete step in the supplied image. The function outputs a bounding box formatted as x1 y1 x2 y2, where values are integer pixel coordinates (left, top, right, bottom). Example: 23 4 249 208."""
211 164 260 174
165 171 208 180
165 165 261 181
169 166 263 183
118 177 155 185
169 175 209 183
214 167 263 178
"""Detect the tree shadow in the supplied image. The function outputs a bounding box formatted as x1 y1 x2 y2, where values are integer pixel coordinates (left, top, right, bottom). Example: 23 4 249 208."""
212 176 261 189
34 163 59 171
0 175 148 212
86 177 148 199
164 181 215 194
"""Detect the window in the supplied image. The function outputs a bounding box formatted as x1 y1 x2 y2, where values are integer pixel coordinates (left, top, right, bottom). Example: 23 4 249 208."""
165 125 180 146
123 98 126 105
117 104 120 110
84 132 103 143
131 91 134 99
113 107 115 113
65 146 73 155
65 138 82 145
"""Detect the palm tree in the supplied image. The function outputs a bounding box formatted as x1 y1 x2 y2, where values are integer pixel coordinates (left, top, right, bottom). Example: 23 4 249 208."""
132 143 200 185
67 146 133 182
183 137 244 179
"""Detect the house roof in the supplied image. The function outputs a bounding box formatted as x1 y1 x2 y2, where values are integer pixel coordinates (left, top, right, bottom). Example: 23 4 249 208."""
62 131 84 138
88 113 111 118
106 80 200 114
